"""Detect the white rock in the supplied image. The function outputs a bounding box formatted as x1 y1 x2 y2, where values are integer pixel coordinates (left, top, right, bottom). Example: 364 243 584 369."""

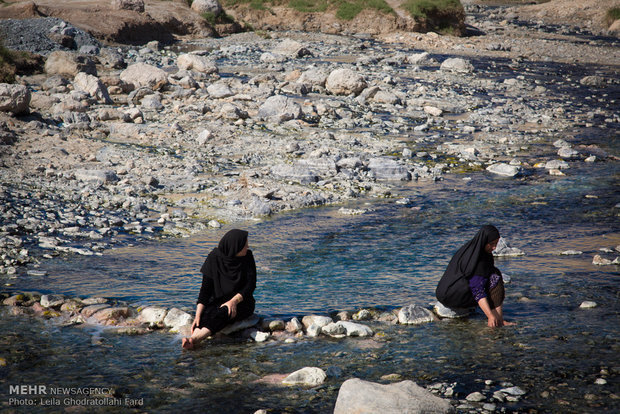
424 106 443 117
301 314 333 328
466 391 486 402
286 317 303 333
40 294 65 308
368 157 411 181
191 0 222 16
249 329 270 342
592 255 612 265
306 323 322 337
440 58 474 73
207 220 221 228
163 308 193 331
486 163 520 177
257 95 302 123
321 322 347 337
177 54 218 74
408 52 432 65
326 68 367 96
333 378 453 414
433 301 471 319
0 83 31 114
398 304 435 325
196 129 213 145
595 378 607 385
298 68 327 87
120 63 168 90
74 169 119 184
499 386 526 396
337 321 374 337
272 39 311 58
207 82 234 99
544 159 569 170
579 301 597 309
282 367 327 386
493 237 524 257
558 147 580 159
139 306 167 325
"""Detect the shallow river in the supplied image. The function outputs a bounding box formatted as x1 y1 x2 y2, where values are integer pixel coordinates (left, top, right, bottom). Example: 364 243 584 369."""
2 150 619 413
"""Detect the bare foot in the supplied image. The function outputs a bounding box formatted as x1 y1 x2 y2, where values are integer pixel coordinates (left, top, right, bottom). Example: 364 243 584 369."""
503 320 516 326
181 337 194 350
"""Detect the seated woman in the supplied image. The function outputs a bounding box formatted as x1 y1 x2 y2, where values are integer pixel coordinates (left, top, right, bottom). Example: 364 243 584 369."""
182 229 256 349
436 225 515 327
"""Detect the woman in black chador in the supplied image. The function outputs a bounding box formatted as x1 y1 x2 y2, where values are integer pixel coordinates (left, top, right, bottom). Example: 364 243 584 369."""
436 225 515 327
182 229 256 349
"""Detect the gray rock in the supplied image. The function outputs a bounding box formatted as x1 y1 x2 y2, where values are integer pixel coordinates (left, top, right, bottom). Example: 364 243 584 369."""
298 68 328 87
333 378 453 414
74 169 119 184
177 54 218 74
486 163 520 177
207 82 234 99
558 147 580 159
271 164 318 184
139 306 168 325
544 159 569 170
273 39 312 58
45 51 97 76
408 52 433 65
112 0 145 13
337 321 374 337
73 72 112 103
493 237 524 257
440 58 474 73
40 294 65 308
282 367 327 386
368 157 411 181
326 69 367 96
191 0 222 16
257 95 302 123
301 314 333 328
163 307 193 331
466 391 486 402
398 304 435 325
433 301 471 318
120 63 168 90
0 84 31 114
322 322 347 337
306 323 322 337
141 94 164 110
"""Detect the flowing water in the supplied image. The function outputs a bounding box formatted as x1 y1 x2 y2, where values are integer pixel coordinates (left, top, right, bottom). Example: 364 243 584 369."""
2 29 620 414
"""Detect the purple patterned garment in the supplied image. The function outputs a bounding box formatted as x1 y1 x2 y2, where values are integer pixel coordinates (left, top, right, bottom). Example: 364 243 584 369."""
468 273 501 302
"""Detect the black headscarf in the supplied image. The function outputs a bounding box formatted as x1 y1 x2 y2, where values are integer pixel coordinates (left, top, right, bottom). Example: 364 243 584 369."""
199 229 256 302
436 225 500 308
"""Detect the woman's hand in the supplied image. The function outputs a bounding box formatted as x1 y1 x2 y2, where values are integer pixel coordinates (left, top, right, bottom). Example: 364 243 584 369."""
191 316 200 333
487 315 502 327
221 300 238 318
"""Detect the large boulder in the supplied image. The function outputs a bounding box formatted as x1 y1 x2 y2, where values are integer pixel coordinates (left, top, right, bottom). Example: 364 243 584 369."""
298 68 328 88
191 0 222 16
257 95 302 123
120 63 168 90
45 51 97 77
272 39 312 58
73 72 113 104
270 164 318 184
163 308 193 332
139 306 168 326
333 378 453 414
0 84 30 114
177 54 218 74
326 68 367 96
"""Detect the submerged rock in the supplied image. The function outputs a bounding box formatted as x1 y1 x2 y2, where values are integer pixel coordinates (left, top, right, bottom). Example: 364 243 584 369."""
398 304 435 325
333 378 453 414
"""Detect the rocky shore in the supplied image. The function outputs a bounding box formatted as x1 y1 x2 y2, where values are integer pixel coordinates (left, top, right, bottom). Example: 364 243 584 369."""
1 1 618 281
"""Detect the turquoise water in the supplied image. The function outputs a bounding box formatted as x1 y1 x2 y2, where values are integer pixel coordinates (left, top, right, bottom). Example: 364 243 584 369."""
2 152 619 413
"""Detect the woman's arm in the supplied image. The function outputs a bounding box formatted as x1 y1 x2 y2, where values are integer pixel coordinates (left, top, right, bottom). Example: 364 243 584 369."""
477 297 503 327
221 293 243 318
191 303 205 333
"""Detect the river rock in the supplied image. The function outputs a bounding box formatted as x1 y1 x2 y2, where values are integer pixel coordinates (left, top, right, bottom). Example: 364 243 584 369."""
257 95 302 123
73 72 113 104
558 147 580 159
337 321 374 337
440 57 474 73
120 63 168 90
368 157 411 181
579 301 597 309
493 237 524 257
333 378 453 414
433 301 471 318
322 322 347 337
3 294 25 306
45 51 97 76
466 391 486 402
82 297 108 305
271 164 318 184
220 313 260 334
248 329 270 342
163 307 193 331
398 304 435 325
60 300 83 313
298 68 328 87
139 306 168 325
0 84 31 114
40 294 65 308
286 317 303 333
306 323 322 337
74 169 119 184
91 306 131 324
544 159 569 170
592 255 612 265
282 367 327 386
273 39 311 58
486 163 520 177
111 0 144 13
207 82 234 99
302 314 333 329
81 304 111 318
191 0 222 16
326 69 367 96
177 54 218 74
